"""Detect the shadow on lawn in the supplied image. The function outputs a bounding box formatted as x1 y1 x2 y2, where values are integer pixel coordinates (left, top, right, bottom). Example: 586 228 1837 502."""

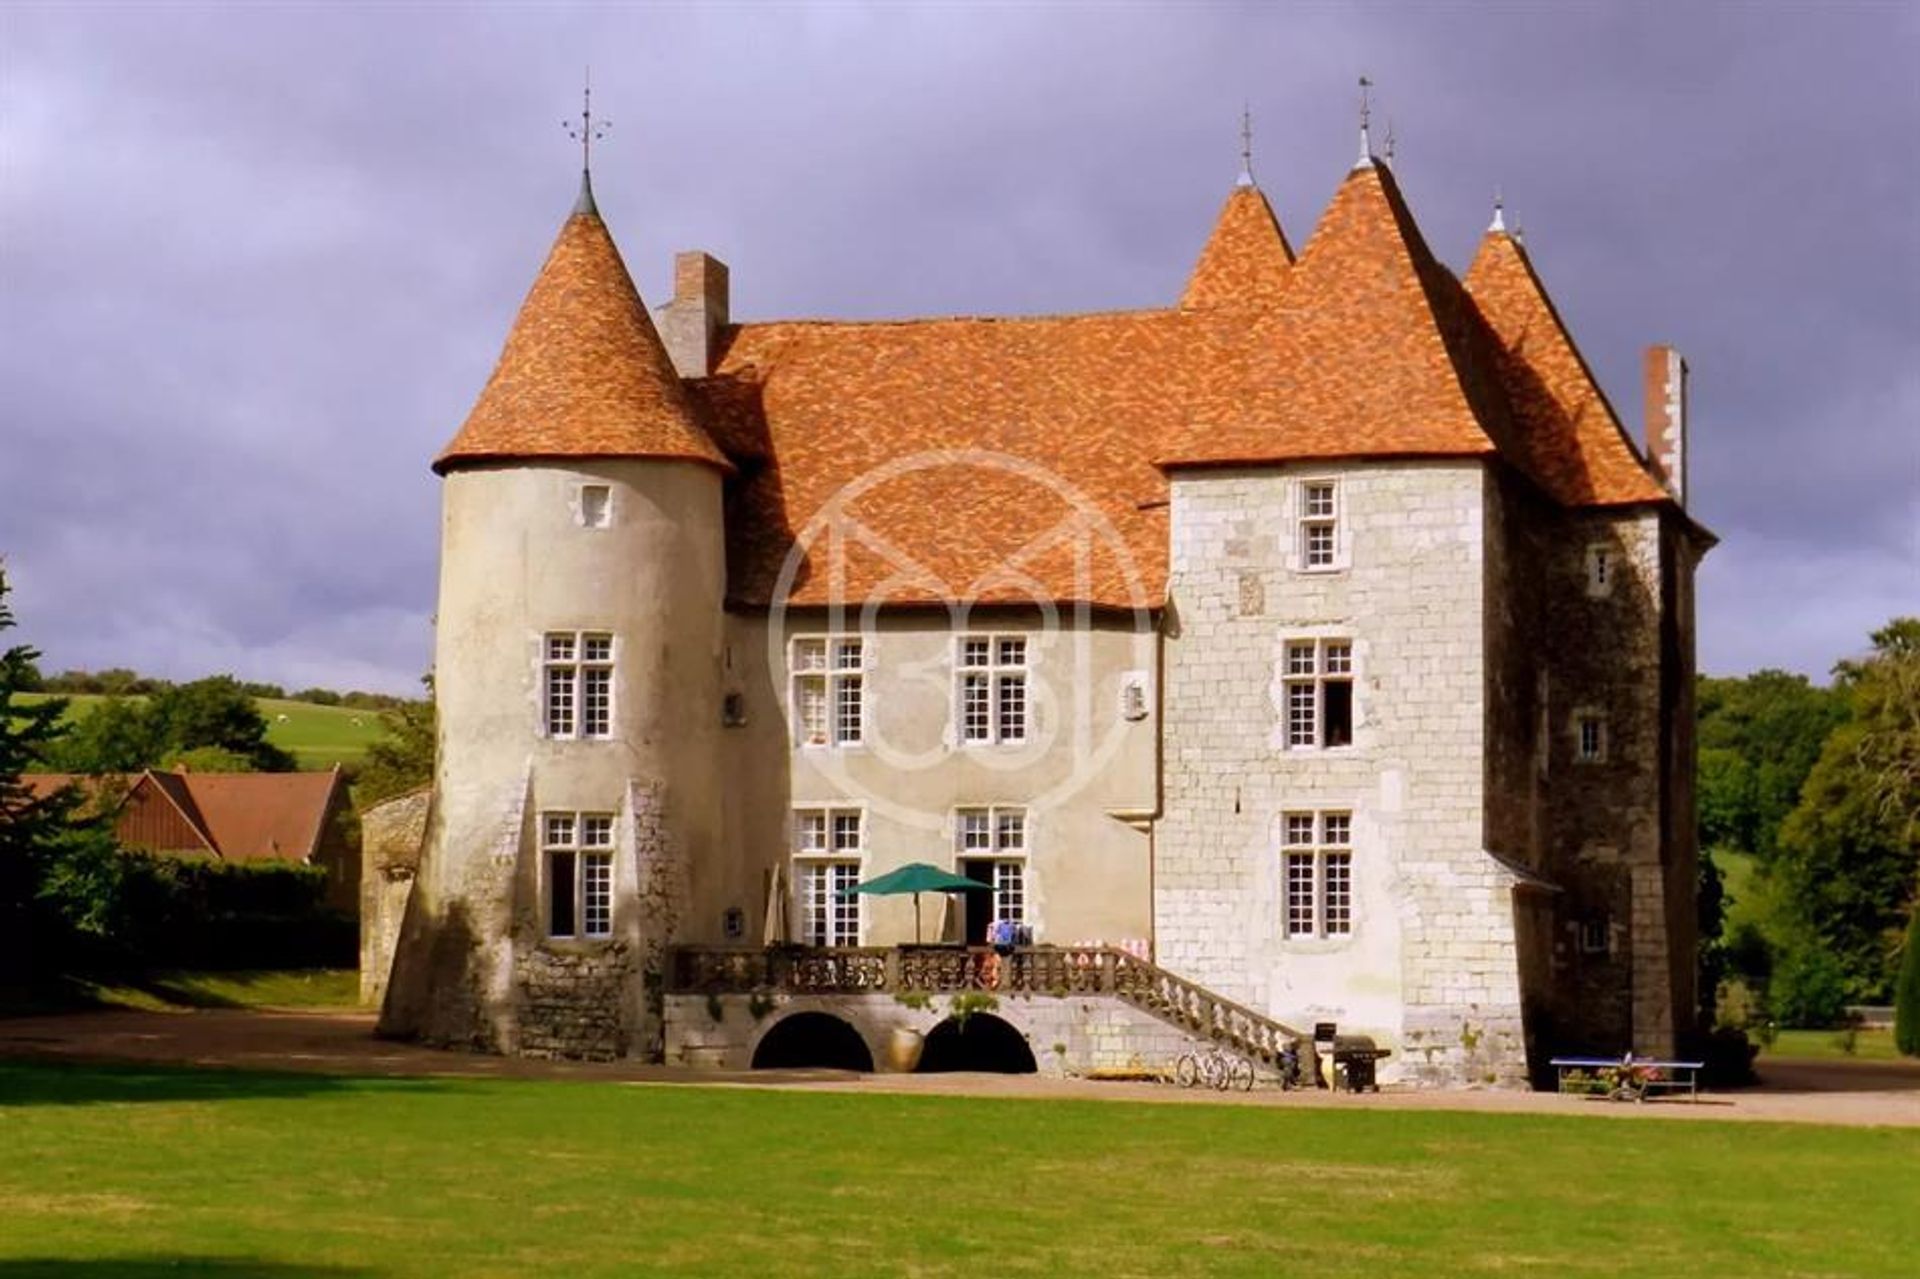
0 1260 377 1277
0 1061 432 1109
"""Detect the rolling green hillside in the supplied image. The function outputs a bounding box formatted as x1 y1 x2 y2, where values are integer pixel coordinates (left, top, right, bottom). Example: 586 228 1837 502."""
22 693 392 771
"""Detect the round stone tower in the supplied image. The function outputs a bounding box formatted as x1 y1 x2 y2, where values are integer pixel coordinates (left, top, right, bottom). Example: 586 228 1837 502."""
381 171 733 1060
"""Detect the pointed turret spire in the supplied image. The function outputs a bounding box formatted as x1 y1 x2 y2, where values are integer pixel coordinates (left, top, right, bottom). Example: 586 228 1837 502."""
1182 181 1294 309
1237 104 1256 189
564 70 608 217
1354 75 1374 170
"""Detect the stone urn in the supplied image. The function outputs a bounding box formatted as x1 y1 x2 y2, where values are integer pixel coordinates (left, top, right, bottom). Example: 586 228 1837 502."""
886 1026 926 1073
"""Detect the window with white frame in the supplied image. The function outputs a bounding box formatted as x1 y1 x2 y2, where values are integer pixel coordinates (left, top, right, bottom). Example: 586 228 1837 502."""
955 806 1028 925
791 637 864 747
1573 710 1607 764
1299 480 1340 570
794 806 863 946
543 811 615 939
1282 810 1353 939
543 632 613 739
1284 639 1354 749
957 635 1029 744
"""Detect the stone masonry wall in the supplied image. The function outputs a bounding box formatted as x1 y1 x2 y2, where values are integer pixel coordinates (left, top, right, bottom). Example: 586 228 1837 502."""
359 787 431 1007
1157 462 1528 1086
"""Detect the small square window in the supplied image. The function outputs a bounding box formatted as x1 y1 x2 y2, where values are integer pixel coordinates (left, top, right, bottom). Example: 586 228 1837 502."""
1584 544 1615 598
1574 712 1607 763
580 484 612 528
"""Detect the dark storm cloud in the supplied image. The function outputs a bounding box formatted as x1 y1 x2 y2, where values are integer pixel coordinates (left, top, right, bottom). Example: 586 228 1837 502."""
1 1 1914 691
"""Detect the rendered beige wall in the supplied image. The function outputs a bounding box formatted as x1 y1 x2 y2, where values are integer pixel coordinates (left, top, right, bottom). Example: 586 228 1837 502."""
721 611 1159 949
382 459 726 1056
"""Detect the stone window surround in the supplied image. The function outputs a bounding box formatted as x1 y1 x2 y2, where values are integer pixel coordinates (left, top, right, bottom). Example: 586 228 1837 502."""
1583 542 1615 598
954 805 1031 927
1290 475 1350 573
1278 807 1355 944
541 809 616 942
540 630 615 741
791 635 867 750
955 633 1031 747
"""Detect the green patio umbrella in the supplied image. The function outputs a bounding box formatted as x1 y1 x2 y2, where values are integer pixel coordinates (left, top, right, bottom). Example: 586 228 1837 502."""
839 862 990 944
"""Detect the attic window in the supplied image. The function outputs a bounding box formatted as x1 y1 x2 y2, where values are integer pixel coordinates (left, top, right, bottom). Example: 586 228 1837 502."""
580 484 612 529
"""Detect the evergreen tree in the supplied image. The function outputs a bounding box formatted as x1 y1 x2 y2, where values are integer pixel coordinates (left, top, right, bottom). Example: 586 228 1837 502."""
1896 905 1920 1058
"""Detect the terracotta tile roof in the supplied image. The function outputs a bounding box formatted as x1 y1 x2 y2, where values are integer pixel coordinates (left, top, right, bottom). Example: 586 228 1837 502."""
1463 231 1671 506
435 199 731 475
649 164 1679 607
1180 185 1294 310
181 770 344 864
1159 164 1508 469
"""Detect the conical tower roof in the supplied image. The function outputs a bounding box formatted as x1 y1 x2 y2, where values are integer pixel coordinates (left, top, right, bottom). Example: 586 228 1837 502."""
1463 228 1669 506
1179 185 1294 310
434 177 732 475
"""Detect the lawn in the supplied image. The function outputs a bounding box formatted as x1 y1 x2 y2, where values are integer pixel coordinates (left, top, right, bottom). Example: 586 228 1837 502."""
1762 1026 1905 1062
0 1064 1914 1278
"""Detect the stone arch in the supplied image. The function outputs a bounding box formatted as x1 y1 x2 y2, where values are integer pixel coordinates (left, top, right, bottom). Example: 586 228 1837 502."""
750 1011 875 1072
917 1013 1038 1074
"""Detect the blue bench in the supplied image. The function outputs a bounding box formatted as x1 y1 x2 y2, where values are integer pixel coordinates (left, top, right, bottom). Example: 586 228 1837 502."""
1550 1055 1706 1102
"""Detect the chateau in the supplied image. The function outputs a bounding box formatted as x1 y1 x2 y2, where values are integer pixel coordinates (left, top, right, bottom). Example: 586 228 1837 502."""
371 122 1709 1087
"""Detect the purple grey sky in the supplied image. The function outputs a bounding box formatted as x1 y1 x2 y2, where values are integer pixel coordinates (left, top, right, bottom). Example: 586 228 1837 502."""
2 1 1915 695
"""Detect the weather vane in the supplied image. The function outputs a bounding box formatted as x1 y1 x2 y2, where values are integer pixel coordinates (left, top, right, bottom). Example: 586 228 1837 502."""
563 67 611 173
1359 75 1373 135
1238 103 1255 186
1383 117 1397 164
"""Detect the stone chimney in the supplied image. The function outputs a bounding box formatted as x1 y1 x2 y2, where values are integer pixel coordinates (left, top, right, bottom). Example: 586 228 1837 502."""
657 251 730 379
1643 345 1688 506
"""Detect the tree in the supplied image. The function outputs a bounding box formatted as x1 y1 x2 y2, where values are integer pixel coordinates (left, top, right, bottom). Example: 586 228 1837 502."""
0 566 122 979
1896 905 1920 1057
356 676 435 804
36 696 164 774
1771 621 1920 1004
1696 670 1848 863
146 676 294 772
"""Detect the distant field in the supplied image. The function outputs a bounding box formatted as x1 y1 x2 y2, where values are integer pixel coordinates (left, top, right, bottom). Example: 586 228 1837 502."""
22 692 392 771
1762 1027 1904 1063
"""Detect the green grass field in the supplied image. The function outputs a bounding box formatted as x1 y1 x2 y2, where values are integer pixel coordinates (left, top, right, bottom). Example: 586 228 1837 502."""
23 693 392 770
1762 1026 1904 1062
0 1064 1914 1278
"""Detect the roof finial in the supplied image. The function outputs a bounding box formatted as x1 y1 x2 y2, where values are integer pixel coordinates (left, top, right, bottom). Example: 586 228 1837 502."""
1489 187 1506 234
1356 75 1374 170
1383 117 1396 165
1237 102 1255 188
563 67 611 214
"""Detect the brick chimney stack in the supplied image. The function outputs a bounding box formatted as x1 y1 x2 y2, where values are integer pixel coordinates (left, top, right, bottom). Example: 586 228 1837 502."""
657 251 730 379
1643 345 1688 506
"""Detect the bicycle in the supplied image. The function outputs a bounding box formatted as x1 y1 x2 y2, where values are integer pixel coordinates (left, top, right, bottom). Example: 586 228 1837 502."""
1174 1046 1256 1092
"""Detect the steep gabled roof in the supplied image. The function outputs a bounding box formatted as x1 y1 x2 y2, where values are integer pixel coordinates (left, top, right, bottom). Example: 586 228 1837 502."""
435 181 731 475
182 770 345 863
1180 185 1294 310
1161 163 1505 468
1463 230 1670 506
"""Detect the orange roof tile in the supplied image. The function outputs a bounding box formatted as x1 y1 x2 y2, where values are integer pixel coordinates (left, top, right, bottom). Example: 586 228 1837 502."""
436 186 731 475
1180 185 1294 310
1463 231 1671 506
